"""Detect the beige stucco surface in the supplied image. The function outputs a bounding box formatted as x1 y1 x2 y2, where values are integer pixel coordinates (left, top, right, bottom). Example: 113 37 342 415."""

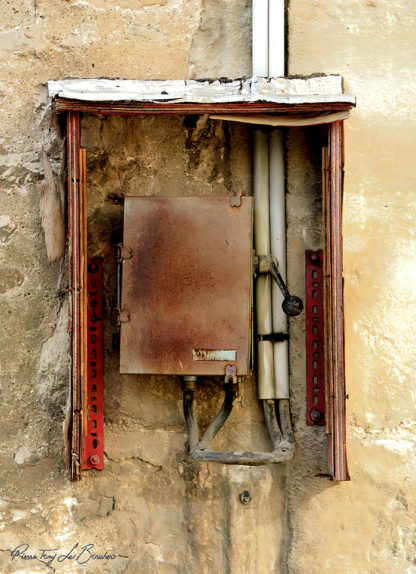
0 0 414 572
287 1 416 573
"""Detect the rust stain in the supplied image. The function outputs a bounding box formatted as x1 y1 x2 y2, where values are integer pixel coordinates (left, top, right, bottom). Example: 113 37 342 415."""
120 196 252 375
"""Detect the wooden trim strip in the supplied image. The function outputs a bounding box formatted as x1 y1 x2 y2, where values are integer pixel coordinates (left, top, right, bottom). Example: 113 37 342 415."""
329 121 348 481
79 148 88 440
67 111 82 481
322 144 333 455
54 98 353 116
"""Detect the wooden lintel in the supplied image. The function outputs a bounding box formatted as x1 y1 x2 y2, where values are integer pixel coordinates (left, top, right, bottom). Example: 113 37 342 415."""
54 98 354 117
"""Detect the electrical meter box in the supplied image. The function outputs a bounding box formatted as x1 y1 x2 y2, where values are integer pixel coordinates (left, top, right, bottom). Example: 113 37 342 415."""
120 196 253 376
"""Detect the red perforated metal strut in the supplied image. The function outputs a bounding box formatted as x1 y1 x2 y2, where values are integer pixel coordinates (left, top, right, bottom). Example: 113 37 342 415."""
305 250 326 426
81 258 104 470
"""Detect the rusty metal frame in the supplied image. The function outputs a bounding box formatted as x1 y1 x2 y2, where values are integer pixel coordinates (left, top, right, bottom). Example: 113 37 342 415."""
63 98 349 480
67 111 82 480
323 121 348 481
67 113 90 480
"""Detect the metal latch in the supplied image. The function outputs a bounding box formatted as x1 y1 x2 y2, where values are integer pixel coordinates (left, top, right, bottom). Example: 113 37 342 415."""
119 309 130 323
114 244 131 326
229 194 242 207
120 246 132 261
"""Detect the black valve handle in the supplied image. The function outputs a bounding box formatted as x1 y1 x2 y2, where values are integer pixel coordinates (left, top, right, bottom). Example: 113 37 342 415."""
270 260 303 317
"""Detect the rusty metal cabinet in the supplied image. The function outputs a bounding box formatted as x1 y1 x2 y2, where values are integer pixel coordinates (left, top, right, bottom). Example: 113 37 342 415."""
120 196 253 376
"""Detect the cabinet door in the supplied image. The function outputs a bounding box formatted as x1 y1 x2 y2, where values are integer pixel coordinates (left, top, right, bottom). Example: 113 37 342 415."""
120 196 253 376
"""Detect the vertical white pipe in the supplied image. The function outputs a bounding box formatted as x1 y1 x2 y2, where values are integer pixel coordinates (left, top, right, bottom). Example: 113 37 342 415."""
268 0 285 77
254 130 274 399
252 0 269 77
270 130 289 398
252 0 287 400
269 0 288 398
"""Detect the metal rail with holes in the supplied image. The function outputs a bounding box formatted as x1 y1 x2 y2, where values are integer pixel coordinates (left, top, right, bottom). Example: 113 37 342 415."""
81 258 104 470
305 250 325 426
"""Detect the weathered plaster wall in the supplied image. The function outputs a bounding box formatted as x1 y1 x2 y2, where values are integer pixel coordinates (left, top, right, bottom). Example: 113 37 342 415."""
0 2 287 573
287 1 416 573
79 113 288 574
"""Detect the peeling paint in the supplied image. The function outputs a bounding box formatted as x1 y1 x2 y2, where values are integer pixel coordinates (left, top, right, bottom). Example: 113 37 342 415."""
192 349 237 361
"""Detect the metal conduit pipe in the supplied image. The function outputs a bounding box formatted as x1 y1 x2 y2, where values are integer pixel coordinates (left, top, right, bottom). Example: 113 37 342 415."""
263 399 282 445
182 377 200 452
268 0 285 78
182 382 294 465
270 130 290 399
182 1 294 466
268 1 289 401
253 0 291 402
197 388 236 450
278 398 295 444
252 0 269 77
254 130 275 400
191 447 293 465
253 1 294 458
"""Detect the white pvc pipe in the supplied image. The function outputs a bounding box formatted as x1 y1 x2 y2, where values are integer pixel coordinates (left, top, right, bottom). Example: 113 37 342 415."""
254 130 274 399
268 0 285 77
252 1 287 399
270 130 289 398
254 131 270 256
268 0 287 398
252 0 269 77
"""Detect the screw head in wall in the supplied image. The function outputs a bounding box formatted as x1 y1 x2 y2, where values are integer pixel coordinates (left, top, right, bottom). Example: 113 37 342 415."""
239 490 252 504
89 455 101 465
310 409 322 422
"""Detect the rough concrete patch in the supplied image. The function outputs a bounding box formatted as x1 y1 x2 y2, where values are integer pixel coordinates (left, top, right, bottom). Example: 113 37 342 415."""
0 215 17 244
37 300 70 467
14 446 40 468
38 300 69 386
74 0 168 10
0 215 11 227
189 0 251 79
0 267 24 293
75 496 115 521
104 425 185 468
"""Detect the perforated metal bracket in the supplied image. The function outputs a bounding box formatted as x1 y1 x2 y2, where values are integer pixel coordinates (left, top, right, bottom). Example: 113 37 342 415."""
81 258 104 470
305 250 326 426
